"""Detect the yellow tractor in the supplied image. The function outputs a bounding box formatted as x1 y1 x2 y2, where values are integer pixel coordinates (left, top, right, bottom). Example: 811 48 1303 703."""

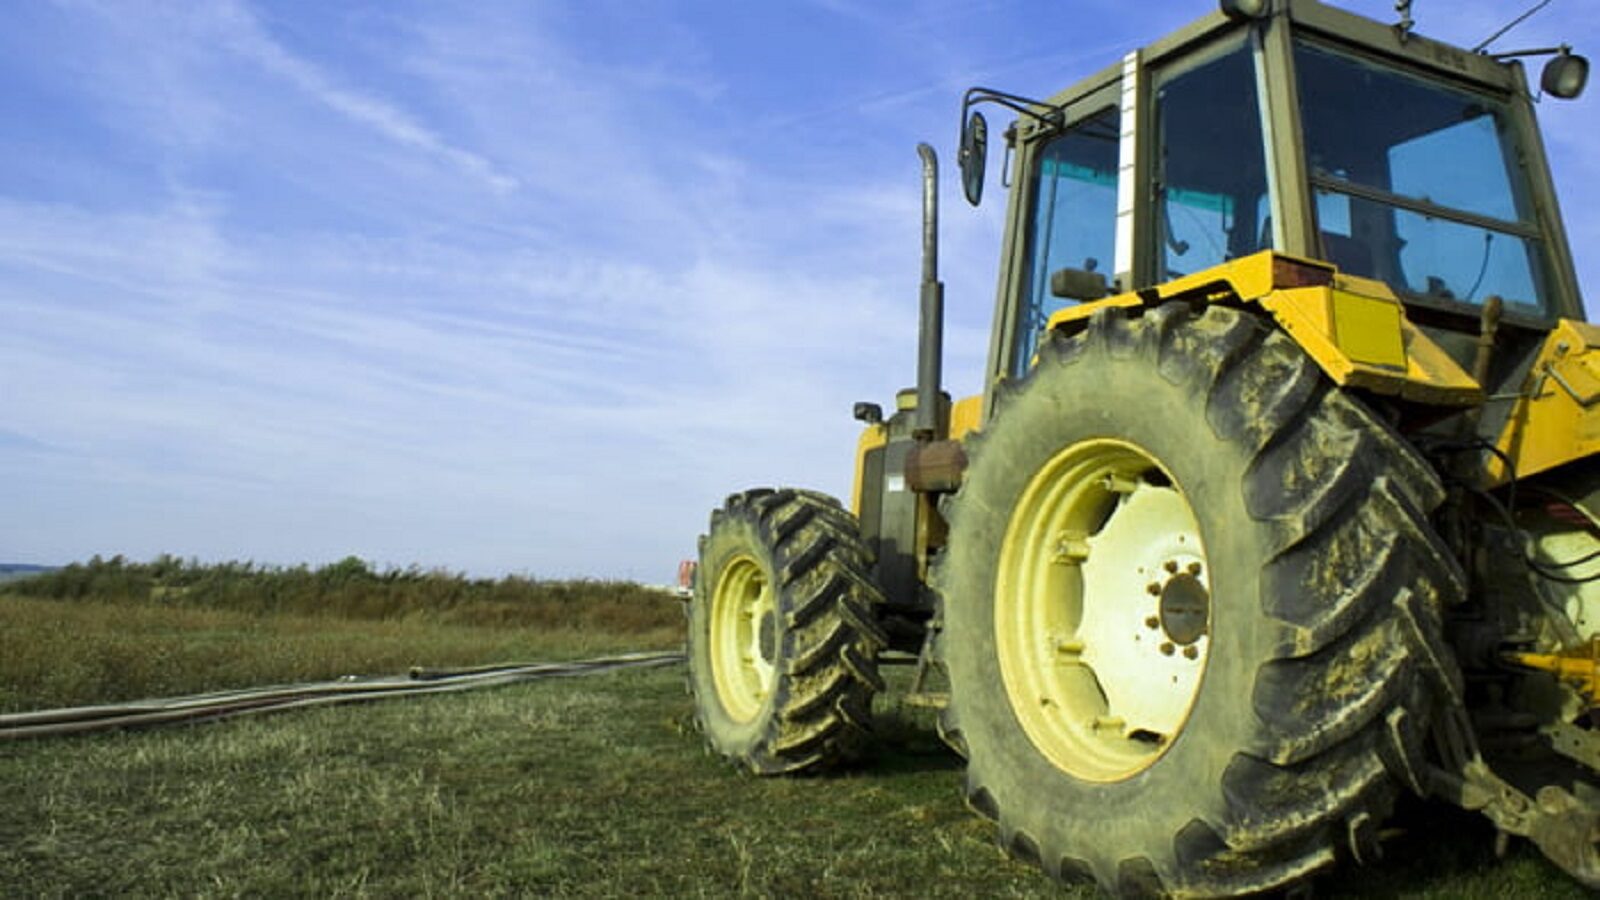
687 0 1600 893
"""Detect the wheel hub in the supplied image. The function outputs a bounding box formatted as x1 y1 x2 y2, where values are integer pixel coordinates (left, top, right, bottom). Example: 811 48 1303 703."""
1159 572 1210 646
996 439 1212 782
709 553 778 722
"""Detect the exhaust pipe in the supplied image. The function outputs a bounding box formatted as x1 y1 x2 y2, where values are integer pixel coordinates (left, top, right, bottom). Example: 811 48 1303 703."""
904 143 967 495
914 143 944 440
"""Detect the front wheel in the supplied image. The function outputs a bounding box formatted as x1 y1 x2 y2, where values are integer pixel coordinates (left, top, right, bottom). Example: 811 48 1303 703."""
687 489 887 773
937 304 1464 895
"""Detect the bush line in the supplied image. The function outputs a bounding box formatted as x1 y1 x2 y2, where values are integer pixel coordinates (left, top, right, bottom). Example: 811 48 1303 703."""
0 555 682 633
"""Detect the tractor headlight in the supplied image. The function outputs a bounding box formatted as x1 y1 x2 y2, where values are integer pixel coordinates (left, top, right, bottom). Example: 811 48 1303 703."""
1543 50 1589 99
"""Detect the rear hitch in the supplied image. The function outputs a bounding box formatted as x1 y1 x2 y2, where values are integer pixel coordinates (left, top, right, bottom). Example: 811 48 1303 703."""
1396 587 1600 886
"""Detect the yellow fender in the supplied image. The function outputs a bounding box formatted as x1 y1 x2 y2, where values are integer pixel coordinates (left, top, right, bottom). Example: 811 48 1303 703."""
1046 250 1483 407
1487 319 1600 484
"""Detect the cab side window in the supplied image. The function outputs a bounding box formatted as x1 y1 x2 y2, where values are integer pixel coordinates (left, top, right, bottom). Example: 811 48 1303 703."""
1013 107 1120 378
1154 40 1270 280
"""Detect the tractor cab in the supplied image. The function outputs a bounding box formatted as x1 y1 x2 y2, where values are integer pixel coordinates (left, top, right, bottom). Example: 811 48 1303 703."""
962 0 1588 403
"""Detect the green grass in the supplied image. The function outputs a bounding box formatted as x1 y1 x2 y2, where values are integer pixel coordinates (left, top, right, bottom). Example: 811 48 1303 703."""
0 557 1588 896
0 594 681 712
0 669 1050 897
0 668 1586 897
0 557 682 712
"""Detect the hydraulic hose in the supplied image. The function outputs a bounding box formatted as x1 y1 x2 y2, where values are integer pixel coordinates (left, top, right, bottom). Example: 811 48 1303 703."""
0 650 684 741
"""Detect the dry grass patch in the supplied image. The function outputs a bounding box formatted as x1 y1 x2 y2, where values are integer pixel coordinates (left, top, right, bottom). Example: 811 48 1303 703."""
0 557 683 712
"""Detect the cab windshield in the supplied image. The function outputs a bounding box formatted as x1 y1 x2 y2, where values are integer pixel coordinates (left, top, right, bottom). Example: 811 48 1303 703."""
1295 40 1552 317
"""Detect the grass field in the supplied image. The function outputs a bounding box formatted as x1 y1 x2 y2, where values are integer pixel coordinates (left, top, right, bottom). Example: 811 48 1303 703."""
0 560 1589 896
0 557 682 712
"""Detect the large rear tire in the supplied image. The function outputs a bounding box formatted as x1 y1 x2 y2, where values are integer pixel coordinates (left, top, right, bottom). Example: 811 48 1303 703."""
937 304 1465 896
688 489 887 773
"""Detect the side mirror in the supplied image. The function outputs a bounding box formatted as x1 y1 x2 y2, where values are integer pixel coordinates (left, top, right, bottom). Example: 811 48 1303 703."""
959 111 988 207
1543 51 1589 99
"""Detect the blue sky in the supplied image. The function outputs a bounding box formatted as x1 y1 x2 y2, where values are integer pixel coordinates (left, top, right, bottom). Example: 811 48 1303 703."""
2 0 1596 579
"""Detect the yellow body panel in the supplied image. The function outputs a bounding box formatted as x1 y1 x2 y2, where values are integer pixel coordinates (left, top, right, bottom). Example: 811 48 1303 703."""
1487 319 1600 484
850 394 982 517
1045 251 1481 406
850 423 888 517
1258 280 1480 404
950 395 983 440
1037 252 1600 485
1331 289 1407 368
844 390 979 515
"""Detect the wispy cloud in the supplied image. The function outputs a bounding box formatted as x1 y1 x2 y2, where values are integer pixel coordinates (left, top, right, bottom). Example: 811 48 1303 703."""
204 1 520 194
2 0 1596 576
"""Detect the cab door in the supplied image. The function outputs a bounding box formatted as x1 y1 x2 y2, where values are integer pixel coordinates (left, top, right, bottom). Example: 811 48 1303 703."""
984 81 1125 400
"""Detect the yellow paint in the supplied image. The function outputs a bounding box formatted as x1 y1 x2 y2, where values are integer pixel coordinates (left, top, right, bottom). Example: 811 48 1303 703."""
1257 285 1349 376
1508 637 1600 707
709 553 775 722
1486 319 1600 484
850 423 888 517
1044 251 1480 406
1257 281 1479 404
850 396 982 515
950 395 983 440
1330 289 1406 369
994 438 1206 781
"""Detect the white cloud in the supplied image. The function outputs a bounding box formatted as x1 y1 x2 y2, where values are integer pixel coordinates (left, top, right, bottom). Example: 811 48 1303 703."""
4 0 1599 576
201 1 521 194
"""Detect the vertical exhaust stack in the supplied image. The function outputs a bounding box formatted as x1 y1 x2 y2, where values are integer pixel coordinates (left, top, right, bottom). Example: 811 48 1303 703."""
915 143 945 441
905 142 968 495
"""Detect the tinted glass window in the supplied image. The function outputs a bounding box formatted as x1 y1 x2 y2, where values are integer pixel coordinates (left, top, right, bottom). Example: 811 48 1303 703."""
1296 42 1548 313
1154 39 1271 280
1014 106 1119 378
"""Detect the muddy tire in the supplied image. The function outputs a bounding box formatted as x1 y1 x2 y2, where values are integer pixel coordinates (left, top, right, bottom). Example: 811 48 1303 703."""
688 488 888 773
936 304 1464 896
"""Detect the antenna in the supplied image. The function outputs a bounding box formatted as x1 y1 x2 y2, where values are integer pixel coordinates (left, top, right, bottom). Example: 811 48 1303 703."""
1474 0 1554 54
1395 0 1415 43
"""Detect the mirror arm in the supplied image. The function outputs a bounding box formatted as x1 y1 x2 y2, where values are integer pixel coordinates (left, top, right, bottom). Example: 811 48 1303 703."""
960 87 1065 135
1490 44 1570 60
957 89 1060 207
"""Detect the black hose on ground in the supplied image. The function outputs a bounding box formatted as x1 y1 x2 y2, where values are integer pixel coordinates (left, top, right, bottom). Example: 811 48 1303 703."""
0 651 685 741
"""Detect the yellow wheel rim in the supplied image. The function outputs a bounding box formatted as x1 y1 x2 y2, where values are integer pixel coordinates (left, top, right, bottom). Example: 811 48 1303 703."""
996 439 1211 782
709 553 777 722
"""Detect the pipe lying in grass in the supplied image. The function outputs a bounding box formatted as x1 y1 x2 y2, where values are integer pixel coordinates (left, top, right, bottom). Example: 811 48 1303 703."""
0 650 685 740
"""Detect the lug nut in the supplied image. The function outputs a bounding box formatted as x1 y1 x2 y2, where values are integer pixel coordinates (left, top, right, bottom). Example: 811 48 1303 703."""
1183 645 1199 660
1187 562 1202 576
1147 582 1162 596
1164 560 1179 574
1145 616 1160 629
1160 642 1176 656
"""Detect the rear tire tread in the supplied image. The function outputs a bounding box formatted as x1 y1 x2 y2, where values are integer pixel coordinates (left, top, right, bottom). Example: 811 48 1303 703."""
689 488 886 775
937 304 1462 896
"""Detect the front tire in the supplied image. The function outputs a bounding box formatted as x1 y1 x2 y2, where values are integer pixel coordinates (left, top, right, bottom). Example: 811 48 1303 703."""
937 304 1464 895
688 489 887 773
